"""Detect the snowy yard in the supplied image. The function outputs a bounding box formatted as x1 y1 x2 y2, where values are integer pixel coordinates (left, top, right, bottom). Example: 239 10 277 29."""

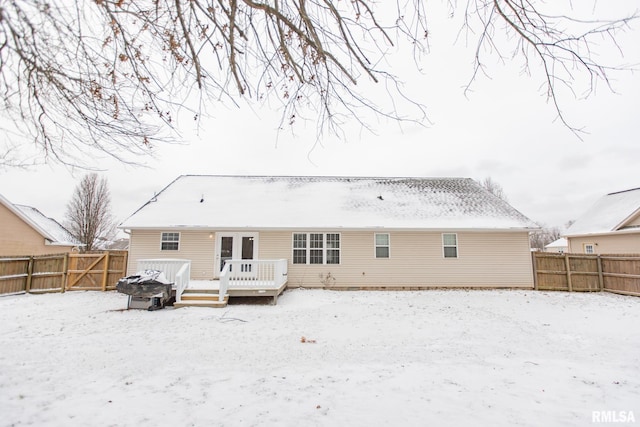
1 289 638 426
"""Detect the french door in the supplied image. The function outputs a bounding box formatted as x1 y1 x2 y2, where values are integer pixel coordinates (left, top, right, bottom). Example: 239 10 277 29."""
215 232 258 277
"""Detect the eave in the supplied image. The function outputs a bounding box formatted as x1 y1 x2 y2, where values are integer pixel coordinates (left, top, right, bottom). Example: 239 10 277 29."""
121 225 537 233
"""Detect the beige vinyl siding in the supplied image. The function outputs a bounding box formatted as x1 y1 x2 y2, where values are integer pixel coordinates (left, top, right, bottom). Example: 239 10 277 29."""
129 229 534 288
0 203 74 256
260 230 534 288
127 230 217 279
568 233 640 254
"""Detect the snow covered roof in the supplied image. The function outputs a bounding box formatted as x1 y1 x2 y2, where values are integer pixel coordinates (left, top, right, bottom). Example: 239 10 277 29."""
121 175 537 230
545 238 567 248
14 205 79 246
0 193 79 246
566 187 640 236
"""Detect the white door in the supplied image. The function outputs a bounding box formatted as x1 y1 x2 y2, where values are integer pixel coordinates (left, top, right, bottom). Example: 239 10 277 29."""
215 232 258 277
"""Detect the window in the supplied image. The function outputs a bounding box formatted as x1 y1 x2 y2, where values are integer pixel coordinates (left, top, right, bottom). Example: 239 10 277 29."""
161 232 180 251
584 243 595 254
375 233 390 258
442 233 458 258
310 233 324 264
292 233 340 264
326 233 340 264
293 233 307 264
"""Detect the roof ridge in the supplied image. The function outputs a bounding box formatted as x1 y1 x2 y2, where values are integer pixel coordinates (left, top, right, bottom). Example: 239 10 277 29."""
180 174 470 181
608 187 640 196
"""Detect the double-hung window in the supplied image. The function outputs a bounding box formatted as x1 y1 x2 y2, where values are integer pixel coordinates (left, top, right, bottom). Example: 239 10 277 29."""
293 233 308 264
584 243 595 254
161 232 180 251
310 233 324 264
442 233 458 258
375 233 390 258
292 233 340 264
326 233 340 264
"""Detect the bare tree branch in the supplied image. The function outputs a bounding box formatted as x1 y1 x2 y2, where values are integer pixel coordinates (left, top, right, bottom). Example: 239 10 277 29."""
479 176 508 202
0 1 636 167
462 0 637 137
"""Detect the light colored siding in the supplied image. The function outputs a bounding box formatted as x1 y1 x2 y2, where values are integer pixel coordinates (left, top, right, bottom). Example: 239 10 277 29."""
261 230 534 288
0 204 73 256
128 230 216 279
568 234 640 254
129 229 534 288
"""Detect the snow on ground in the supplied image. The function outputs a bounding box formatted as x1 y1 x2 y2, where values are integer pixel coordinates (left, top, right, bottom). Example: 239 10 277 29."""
0 289 638 426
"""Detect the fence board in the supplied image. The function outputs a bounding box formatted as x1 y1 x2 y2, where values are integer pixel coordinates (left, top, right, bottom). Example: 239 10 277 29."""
0 251 128 295
30 255 66 292
66 251 127 291
533 252 640 296
533 253 569 291
0 257 29 294
66 254 104 289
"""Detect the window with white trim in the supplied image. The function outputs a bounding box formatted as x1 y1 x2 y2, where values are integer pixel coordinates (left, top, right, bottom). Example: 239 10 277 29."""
293 233 307 264
310 233 324 264
442 233 458 258
584 243 595 254
292 233 340 264
326 233 340 264
375 233 390 258
161 232 180 251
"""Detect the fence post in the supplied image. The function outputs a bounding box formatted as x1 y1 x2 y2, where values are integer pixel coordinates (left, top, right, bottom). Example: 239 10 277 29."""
531 252 538 290
25 256 34 293
65 254 73 291
61 253 68 293
596 255 604 291
101 251 110 291
564 253 573 292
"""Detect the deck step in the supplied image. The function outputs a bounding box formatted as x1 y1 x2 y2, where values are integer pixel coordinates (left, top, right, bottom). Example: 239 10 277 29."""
174 293 228 308
182 288 220 295
174 300 228 308
180 292 225 301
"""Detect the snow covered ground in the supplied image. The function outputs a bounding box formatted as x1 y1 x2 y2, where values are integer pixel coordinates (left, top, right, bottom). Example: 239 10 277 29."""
1 289 638 426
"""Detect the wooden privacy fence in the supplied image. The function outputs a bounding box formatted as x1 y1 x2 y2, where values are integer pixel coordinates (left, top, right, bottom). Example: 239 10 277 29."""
533 252 640 297
67 251 128 291
0 251 128 295
0 254 67 294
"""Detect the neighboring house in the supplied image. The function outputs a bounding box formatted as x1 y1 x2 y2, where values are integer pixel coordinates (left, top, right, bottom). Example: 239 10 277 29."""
105 238 130 251
545 238 568 253
121 175 538 290
96 237 130 251
565 187 640 254
0 193 80 256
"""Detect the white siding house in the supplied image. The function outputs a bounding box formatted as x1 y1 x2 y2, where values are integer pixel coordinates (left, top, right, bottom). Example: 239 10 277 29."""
545 238 568 253
120 175 539 291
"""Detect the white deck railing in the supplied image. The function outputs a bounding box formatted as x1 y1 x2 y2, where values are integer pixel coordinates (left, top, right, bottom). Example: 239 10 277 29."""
174 262 191 303
137 259 191 302
219 259 288 302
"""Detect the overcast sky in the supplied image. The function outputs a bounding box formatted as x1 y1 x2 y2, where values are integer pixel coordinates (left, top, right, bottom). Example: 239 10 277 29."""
1 2 639 233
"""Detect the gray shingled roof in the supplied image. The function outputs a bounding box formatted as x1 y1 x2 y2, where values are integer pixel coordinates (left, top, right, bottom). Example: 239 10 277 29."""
121 175 538 230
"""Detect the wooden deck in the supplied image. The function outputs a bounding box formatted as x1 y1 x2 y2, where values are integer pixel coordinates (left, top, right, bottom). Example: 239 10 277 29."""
194 279 288 298
173 279 288 308
137 258 288 309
